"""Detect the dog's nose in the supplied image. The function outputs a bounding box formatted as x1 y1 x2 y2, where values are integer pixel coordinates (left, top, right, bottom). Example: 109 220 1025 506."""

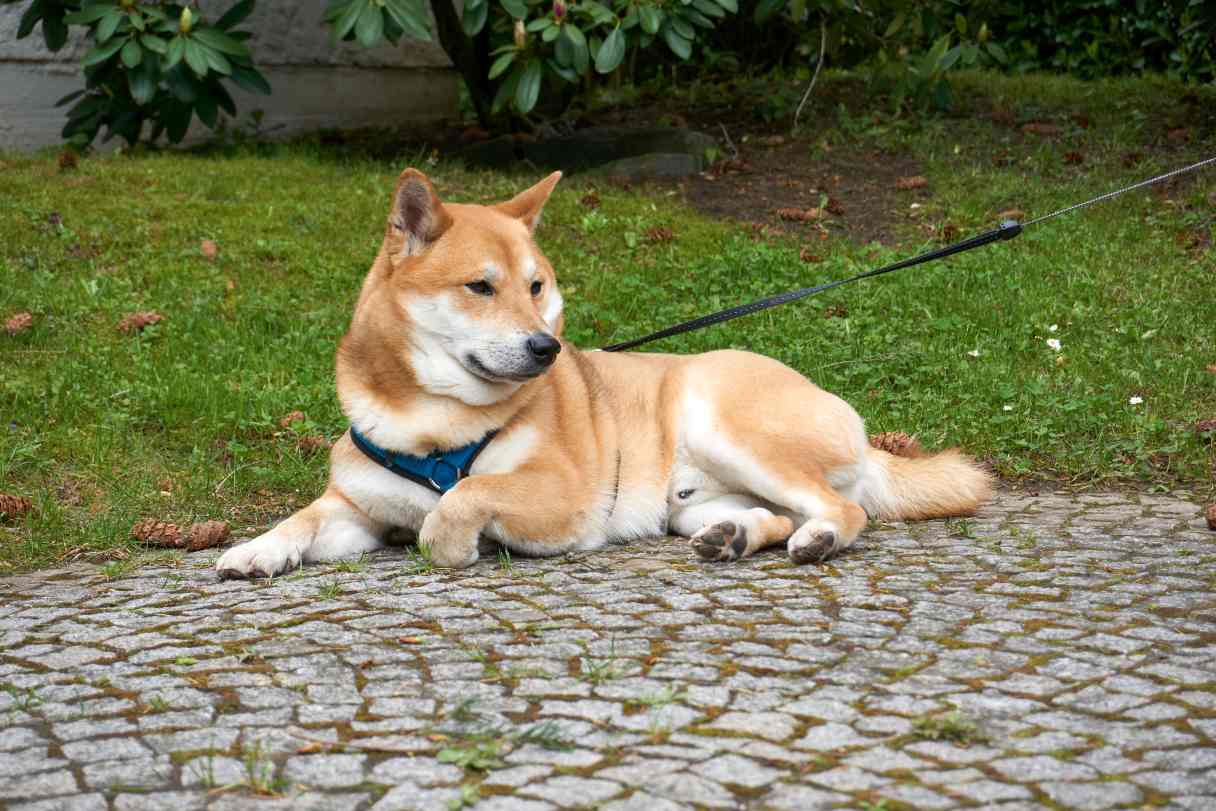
526 333 561 366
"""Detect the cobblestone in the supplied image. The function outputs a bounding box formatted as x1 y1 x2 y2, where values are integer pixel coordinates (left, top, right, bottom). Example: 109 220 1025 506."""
1 489 1214 809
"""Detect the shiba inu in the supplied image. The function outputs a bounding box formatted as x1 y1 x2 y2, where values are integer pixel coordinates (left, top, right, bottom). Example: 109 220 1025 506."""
215 169 991 578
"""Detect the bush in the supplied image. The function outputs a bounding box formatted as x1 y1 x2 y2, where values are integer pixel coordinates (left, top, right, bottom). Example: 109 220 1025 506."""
5 0 270 146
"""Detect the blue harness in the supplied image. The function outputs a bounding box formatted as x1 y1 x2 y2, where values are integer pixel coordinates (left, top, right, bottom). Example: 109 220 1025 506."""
349 426 497 495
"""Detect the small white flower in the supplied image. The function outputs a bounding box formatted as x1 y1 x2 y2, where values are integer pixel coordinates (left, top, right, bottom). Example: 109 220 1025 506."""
1048 324 1058 332
1002 405 1013 412
1129 396 1143 405
967 349 981 358
910 203 922 209
1046 338 1062 351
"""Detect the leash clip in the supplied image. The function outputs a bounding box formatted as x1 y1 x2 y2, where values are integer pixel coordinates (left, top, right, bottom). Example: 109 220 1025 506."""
998 219 1023 240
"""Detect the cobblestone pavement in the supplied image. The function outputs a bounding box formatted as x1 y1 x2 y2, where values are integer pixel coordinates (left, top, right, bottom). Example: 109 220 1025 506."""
2 489 1215 811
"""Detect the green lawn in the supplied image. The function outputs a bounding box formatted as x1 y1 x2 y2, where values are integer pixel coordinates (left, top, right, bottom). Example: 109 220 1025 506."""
2 70 1214 571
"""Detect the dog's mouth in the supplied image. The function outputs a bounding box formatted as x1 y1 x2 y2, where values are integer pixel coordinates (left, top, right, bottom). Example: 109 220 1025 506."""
463 353 545 384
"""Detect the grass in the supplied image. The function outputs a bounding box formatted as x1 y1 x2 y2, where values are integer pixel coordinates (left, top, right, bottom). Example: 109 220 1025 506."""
2 70 1214 571
910 710 984 744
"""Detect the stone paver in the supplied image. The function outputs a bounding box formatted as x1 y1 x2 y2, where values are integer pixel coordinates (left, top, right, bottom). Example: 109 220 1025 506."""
1 489 1214 809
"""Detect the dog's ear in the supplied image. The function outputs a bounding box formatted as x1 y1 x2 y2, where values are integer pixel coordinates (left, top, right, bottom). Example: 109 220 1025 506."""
495 171 562 233
387 168 453 259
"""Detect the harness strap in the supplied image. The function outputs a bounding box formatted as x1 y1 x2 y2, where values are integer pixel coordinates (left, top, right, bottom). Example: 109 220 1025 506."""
349 426 498 495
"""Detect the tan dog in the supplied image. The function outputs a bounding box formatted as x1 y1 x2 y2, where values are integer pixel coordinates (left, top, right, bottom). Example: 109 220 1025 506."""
216 170 991 578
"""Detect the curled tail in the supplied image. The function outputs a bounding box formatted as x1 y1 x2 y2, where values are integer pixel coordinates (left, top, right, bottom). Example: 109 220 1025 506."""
859 442 992 521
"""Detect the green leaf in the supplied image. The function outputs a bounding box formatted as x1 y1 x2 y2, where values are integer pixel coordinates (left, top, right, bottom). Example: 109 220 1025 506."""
163 100 193 143
563 24 589 74
329 0 365 43
383 0 432 40
714 0 737 12
661 24 691 59
488 50 516 79
542 23 560 42
500 0 527 19
669 15 694 39
954 12 967 35
129 61 156 105
128 11 145 32
55 89 87 108
65 5 117 26
82 36 126 68
192 28 251 58
120 37 142 68
883 12 905 38
215 0 255 31
183 38 209 76
43 15 69 51
691 0 725 19
526 17 551 31
195 91 218 128
491 66 521 114
203 45 232 75
229 65 272 95
639 7 662 34
985 41 1008 64
140 34 168 55
354 3 385 47
753 0 784 24
514 58 542 113
462 0 488 36
940 44 961 71
166 35 185 68
546 57 578 83
96 8 124 44
594 25 625 74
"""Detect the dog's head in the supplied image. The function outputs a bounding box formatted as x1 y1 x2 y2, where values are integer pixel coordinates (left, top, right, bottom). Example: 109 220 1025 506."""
362 169 565 404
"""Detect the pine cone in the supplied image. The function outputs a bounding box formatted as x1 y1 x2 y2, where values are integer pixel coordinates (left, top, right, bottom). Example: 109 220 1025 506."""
57 150 78 172
279 410 306 428
131 519 183 547
186 520 231 551
1206 504 1216 531
117 311 163 334
4 312 33 336
0 494 33 519
869 431 925 458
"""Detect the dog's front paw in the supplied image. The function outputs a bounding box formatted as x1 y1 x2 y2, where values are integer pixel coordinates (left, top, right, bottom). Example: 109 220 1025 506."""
215 534 302 580
787 519 839 565
691 521 749 562
418 511 479 569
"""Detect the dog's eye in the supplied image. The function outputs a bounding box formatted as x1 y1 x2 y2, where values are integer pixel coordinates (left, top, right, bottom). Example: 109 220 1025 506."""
530 280 543 297
465 280 494 296
677 489 695 500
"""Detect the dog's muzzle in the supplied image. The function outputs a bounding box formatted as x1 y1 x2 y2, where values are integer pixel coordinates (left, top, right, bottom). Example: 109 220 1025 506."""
525 332 561 368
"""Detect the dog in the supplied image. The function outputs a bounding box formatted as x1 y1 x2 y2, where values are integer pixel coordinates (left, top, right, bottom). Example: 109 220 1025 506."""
215 169 991 578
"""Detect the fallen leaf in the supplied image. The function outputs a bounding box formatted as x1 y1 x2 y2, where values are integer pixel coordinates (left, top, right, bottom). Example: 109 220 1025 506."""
761 135 786 146
1063 151 1084 165
998 209 1025 222
939 222 961 242
1122 152 1144 168
200 239 218 261
398 636 424 645
823 304 848 319
1021 122 1060 136
1166 127 1191 144
825 197 844 216
117 311 163 335
296 742 328 755
579 191 600 209
1071 113 1091 129
644 226 674 244
896 176 928 190
297 435 333 454
57 151 78 172
799 248 822 263
1206 363 1216 374
279 410 306 428
1196 418 1216 439
4 312 33 336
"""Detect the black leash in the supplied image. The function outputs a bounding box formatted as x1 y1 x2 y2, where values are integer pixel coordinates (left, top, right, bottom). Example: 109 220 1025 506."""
601 155 1216 353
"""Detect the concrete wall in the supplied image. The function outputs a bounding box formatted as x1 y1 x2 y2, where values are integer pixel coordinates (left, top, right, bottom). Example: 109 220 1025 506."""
0 2 459 150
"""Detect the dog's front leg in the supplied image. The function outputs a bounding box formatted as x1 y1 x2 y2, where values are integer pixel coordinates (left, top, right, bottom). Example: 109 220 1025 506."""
419 469 575 568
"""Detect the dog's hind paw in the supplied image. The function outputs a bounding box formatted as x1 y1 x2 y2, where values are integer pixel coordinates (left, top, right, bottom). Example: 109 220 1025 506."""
692 521 749 562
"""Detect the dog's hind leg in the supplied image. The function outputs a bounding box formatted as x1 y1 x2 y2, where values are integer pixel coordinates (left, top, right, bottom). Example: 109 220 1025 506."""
215 488 385 579
671 495 795 562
